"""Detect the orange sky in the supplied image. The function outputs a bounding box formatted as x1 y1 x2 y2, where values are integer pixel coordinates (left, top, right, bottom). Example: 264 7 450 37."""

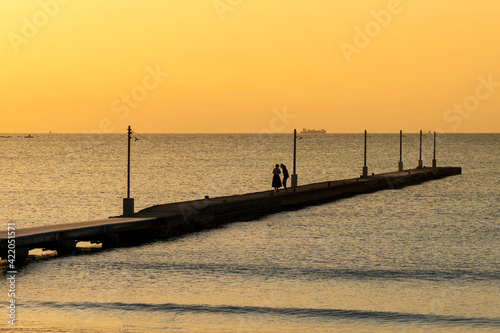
1 0 499 133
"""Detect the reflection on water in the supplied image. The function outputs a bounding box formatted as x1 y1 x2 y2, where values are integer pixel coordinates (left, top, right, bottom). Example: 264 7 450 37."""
1 134 499 332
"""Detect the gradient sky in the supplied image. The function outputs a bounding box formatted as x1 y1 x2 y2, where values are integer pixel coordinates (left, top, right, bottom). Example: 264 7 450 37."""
1 0 499 133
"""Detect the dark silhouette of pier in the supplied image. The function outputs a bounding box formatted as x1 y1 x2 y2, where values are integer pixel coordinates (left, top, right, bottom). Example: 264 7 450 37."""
0 166 461 266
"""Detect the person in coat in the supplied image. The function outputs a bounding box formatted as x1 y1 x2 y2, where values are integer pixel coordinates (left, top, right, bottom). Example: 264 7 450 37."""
280 164 289 191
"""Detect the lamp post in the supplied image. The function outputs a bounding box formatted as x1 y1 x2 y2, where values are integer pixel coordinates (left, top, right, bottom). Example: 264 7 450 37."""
362 130 368 177
399 130 404 171
418 130 423 169
432 131 437 167
123 126 134 216
291 129 298 188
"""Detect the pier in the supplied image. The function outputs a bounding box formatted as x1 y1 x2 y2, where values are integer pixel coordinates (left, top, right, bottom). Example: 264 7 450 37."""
1 166 461 265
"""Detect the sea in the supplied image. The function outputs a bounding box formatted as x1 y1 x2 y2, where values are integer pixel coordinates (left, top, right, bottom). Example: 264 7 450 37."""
0 133 499 332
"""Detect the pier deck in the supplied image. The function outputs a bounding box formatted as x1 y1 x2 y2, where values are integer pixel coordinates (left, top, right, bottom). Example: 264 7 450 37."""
0 167 461 262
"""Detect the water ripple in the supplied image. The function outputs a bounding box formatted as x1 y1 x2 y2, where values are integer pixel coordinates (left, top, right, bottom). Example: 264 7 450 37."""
28 300 500 328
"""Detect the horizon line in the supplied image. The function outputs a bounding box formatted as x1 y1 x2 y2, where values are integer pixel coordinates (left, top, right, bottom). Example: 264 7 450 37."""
1 132 499 135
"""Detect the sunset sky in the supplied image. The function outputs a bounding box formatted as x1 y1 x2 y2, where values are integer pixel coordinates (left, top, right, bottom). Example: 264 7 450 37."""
1 0 498 133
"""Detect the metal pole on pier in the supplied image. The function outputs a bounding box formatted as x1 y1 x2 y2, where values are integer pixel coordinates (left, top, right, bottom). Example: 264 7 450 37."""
399 130 404 171
123 126 134 216
362 130 368 177
127 126 131 199
432 131 437 167
291 129 298 189
418 130 423 168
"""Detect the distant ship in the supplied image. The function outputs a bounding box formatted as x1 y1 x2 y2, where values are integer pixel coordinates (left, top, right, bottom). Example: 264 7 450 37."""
300 128 326 134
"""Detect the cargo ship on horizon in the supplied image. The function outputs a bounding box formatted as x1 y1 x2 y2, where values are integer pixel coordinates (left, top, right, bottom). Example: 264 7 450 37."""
300 128 326 134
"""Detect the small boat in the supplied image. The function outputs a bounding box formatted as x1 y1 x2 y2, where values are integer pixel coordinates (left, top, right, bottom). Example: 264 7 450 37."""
24 134 34 138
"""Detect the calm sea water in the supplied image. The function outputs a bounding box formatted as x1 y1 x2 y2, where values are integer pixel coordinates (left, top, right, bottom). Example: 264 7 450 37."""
1 133 499 332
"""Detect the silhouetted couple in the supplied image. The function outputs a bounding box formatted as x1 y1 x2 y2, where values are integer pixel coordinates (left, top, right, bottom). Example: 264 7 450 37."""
272 164 289 192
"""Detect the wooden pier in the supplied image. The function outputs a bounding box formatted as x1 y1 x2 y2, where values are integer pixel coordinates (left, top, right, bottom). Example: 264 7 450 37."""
0 167 461 265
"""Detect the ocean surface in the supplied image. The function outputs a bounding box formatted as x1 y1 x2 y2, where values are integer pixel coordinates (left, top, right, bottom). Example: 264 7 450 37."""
0 133 499 332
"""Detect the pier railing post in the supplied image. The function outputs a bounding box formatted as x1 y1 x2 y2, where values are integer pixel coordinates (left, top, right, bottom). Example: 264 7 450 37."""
432 131 437 167
291 129 298 188
399 130 404 171
123 126 135 216
362 130 368 177
418 130 423 169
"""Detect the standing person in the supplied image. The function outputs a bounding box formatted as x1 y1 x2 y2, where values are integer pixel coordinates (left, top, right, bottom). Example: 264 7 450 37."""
281 164 289 191
272 164 282 192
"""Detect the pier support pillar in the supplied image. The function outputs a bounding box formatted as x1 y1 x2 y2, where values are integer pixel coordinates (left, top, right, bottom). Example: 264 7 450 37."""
102 234 120 249
362 166 368 178
291 174 298 188
11 247 30 267
56 240 77 256
398 161 404 172
123 198 134 216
